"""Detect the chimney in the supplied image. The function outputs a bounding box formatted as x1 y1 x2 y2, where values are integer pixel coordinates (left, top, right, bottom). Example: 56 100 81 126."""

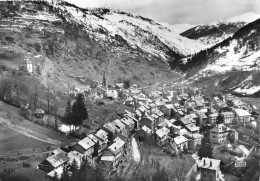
203 159 206 166
210 161 212 167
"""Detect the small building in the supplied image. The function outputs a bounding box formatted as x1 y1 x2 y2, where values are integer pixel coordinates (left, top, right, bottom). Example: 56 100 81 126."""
72 137 95 159
106 136 125 164
208 113 219 125
106 89 118 99
209 124 230 144
88 134 107 156
34 108 45 118
155 127 170 146
234 145 250 157
185 123 200 134
173 135 188 151
198 157 225 181
140 116 156 133
234 109 251 123
95 129 109 146
221 112 235 125
197 113 208 126
26 59 33 74
186 133 204 150
38 150 69 173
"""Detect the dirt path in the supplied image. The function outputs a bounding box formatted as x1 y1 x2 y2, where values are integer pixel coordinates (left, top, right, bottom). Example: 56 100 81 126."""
7 124 62 146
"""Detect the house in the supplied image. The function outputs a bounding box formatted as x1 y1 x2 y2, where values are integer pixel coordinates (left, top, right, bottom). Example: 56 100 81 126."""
124 96 135 107
34 108 45 118
197 113 208 125
209 124 230 144
173 135 188 151
214 101 228 111
88 134 106 156
72 137 95 159
221 112 235 125
106 89 118 99
186 133 204 150
120 117 135 131
155 127 170 146
198 157 225 181
185 123 200 134
107 136 125 163
113 119 126 131
172 125 189 136
234 145 250 157
208 113 219 125
95 129 109 146
234 109 251 123
179 116 192 126
103 122 118 135
140 116 156 133
138 125 152 141
233 100 246 109
38 150 69 172
26 59 33 74
91 86 107 97
67 150 84 169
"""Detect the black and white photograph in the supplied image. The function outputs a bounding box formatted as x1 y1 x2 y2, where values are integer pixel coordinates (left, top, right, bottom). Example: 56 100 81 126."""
0 0 260 180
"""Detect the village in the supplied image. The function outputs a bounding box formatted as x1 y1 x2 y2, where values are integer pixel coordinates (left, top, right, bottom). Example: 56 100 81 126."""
30 70 260 181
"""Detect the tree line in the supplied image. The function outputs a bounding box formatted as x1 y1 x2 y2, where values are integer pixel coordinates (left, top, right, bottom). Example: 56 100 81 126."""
63 93 88 131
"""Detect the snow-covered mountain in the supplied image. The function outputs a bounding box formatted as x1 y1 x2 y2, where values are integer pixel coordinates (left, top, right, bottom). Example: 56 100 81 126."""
180 18 260 95
58 6 206 57
160 23 196 34
181 12 260 47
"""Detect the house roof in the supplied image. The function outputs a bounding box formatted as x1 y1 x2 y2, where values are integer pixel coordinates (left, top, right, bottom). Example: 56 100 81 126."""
185 124 200 132
120 117 135 126
234 109 251 117
209 113 219 118
113 119 126 130
174 135 188 145
238 145 249 156
180 117 192 125
88 134 103 144
198 158 221 170
156 127 170 138
95 129 108 141
34 108 45 114
165 104 174 109
46 151 69 168
210 124 230 133
78 137 95 150
103 122 117 134
221 112 234 117
108 137 125 155
141 125 152 134
101 150 115 162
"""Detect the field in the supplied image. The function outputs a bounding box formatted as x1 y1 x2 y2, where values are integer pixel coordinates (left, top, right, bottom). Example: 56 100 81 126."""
0 100 78 179
135 143 195 180
0 127 52 154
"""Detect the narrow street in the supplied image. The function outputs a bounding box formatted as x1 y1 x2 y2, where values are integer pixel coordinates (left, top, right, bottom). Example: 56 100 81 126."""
121 136 141 180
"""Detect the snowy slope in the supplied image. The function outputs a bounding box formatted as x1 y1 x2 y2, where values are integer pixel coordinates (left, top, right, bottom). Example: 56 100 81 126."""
181 12 260 46
58 6 206 57
226 12 260 24
161 23 196 34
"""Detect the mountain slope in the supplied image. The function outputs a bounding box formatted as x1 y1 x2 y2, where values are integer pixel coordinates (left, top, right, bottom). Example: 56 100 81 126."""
160 23 196 34
180 19 260 95
181 12 260 46
0 0 186 91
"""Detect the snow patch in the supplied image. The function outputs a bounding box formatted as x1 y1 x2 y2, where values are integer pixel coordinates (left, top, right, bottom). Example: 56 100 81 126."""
131 137 141 163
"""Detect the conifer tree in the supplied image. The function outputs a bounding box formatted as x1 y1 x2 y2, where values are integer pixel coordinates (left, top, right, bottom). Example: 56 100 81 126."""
71 94 88 127
198 136 213 159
